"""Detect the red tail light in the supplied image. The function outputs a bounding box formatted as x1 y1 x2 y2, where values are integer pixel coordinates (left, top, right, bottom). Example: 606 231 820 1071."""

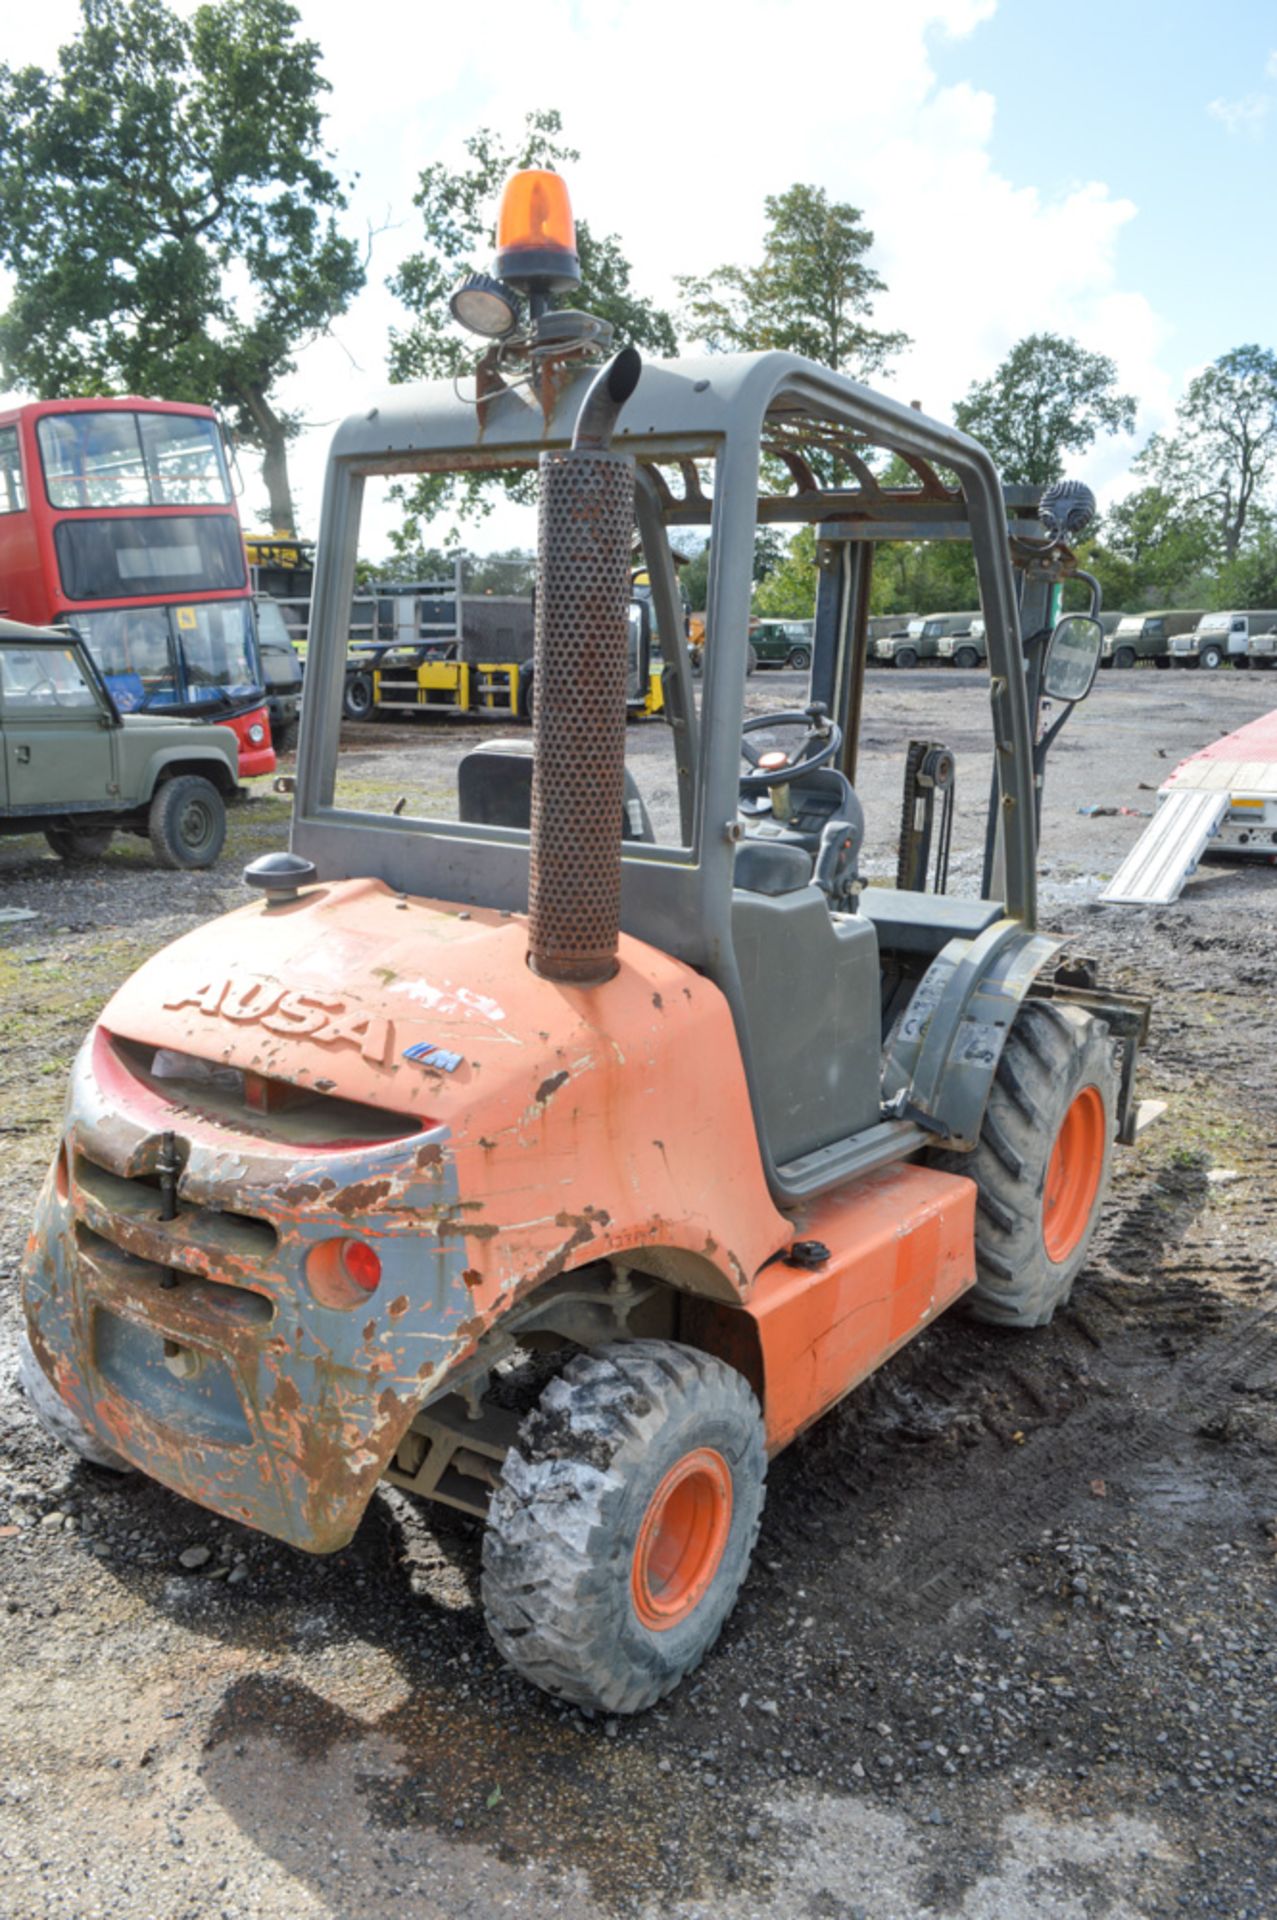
306 1237 382 1310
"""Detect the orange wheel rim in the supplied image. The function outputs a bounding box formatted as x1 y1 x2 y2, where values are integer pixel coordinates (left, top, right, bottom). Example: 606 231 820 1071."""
631 1448 733 1632
1043 1085 1105 1262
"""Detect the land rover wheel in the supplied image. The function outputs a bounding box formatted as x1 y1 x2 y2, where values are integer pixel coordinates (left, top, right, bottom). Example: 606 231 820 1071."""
482 1340 766 1714
953 647 979 670
343 671 374 720
1113 646 1136 670
746 644 758 676
273 718 299 755
786 646 812 671
44 826 113 861
1154 655 1171 669
934 1000 1118 1329
1200 643 1226 671
148 776 226 870
517 662 536 721
17 1324 131 1471
894 647 919 670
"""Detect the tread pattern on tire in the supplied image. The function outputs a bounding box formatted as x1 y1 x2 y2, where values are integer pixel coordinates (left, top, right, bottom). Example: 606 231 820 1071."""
935 1000 1119 1329
147 775 226 870
481 1339 766 1714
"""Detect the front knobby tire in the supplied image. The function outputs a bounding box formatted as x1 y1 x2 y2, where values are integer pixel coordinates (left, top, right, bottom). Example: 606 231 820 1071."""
935 1000 1118 1329
482 1340 766 1714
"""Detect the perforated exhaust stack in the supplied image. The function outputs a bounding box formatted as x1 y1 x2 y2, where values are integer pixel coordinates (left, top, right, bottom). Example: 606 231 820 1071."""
527 348 641 984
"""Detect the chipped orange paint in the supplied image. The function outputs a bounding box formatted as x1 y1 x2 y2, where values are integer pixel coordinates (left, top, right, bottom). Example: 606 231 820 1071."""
103 879 794 1305
748 1164 977 1453
21 874 981 1553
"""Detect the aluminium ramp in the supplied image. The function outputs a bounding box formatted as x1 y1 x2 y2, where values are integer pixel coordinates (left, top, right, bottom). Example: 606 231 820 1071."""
1098 788 1229 906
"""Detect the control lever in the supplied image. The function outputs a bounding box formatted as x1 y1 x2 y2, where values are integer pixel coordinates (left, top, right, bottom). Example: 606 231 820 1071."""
814 816 861 910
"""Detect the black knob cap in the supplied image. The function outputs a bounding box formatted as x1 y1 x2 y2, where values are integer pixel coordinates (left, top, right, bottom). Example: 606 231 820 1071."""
243 850 317 902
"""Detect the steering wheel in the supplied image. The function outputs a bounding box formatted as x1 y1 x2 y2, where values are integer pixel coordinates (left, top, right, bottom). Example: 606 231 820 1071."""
739 703 842 796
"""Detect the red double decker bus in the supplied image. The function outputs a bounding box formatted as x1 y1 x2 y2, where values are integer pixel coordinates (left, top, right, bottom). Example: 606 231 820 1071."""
0 397 274 776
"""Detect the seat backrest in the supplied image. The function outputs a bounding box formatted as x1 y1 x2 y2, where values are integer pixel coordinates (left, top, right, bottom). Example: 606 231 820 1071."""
457 738 656 842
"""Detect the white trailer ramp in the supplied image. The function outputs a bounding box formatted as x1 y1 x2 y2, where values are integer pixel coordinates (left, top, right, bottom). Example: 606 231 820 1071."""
1100 704 1277 907
1099 789 1229 905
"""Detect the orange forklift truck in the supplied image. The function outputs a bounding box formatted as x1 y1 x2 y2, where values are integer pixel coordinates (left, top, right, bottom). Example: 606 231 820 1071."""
19 171 1149 1713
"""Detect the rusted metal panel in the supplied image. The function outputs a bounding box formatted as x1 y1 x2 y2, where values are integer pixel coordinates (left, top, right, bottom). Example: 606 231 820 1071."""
21 880 792 1551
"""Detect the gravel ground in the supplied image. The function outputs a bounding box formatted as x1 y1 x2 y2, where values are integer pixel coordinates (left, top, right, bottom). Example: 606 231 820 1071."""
1 666 1275 1920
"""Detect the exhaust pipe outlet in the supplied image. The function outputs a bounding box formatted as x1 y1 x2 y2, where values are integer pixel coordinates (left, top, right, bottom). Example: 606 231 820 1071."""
527 350 641 984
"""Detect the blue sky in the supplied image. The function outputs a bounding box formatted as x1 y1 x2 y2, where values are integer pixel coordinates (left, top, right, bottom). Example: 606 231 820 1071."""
932 0 1276 380
2 0 1274 551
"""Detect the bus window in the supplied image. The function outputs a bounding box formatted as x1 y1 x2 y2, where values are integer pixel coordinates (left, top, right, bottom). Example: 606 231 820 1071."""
178 603 257 699
69 607 172 711
39 412 150 508
0 426 25 514
53 514 245 600
37 410 230 510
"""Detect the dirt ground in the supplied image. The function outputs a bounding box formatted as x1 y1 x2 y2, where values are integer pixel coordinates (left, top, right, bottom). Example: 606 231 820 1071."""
1 666 1275 1920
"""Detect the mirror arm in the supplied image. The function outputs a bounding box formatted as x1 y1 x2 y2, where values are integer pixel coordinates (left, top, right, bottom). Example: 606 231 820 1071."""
1074 569 1102 619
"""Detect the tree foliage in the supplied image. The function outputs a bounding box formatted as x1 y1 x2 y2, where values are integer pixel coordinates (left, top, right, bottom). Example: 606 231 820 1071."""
953 333 1137 488
1134 345 1277 563
678 184 907 379
386 109 676 552
1074 485 1216 612
0 0 362 535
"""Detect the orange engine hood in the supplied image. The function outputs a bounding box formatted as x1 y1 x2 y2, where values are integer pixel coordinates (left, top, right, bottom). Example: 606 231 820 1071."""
99 876 791 1302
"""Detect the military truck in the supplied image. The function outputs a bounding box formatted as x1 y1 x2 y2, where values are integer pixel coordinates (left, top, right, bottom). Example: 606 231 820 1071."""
874 612 980 668
0 620 240 866
935 617 986 669
749 619 813 670
1172 609 1277 671
1105 610 1203 670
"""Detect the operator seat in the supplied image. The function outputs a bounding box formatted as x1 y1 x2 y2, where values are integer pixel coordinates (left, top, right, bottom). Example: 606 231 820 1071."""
735 766 864 908
457 737 656 842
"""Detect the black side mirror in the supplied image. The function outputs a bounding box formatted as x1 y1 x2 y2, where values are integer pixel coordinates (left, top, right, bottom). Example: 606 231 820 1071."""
1042 614 1103 704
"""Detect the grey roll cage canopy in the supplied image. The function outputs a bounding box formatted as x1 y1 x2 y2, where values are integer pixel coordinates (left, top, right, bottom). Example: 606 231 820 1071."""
294 349 1042 1202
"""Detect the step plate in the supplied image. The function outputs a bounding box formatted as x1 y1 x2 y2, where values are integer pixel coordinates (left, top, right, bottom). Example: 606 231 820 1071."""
1099 789 1230 906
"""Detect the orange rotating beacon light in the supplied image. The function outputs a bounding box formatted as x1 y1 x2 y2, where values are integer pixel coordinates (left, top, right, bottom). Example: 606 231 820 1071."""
449 168 582 337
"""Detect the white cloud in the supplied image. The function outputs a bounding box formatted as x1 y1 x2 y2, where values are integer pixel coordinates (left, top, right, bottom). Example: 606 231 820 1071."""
0 0 1171 545
1206 93 1270 137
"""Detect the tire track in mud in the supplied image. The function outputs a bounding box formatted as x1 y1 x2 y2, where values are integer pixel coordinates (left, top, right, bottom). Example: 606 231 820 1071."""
758 1150 1277 1632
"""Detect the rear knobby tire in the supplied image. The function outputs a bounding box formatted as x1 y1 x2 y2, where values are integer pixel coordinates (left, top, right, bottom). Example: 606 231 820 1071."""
482 1340 766 1714
953 648 979 670
17 1323 131 1472
147 775 226 870
894 647 918 670
934 1000 1118 1329
44 826 113 861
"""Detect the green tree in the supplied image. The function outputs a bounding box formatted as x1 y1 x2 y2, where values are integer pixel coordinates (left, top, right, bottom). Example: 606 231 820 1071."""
1076 485 1217 611
1136 345 1277 564
752 528 818 618
0 0 362 535
1215 525 1277 609
386 109 676 551
677 184 907 379
953 334 1137 488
